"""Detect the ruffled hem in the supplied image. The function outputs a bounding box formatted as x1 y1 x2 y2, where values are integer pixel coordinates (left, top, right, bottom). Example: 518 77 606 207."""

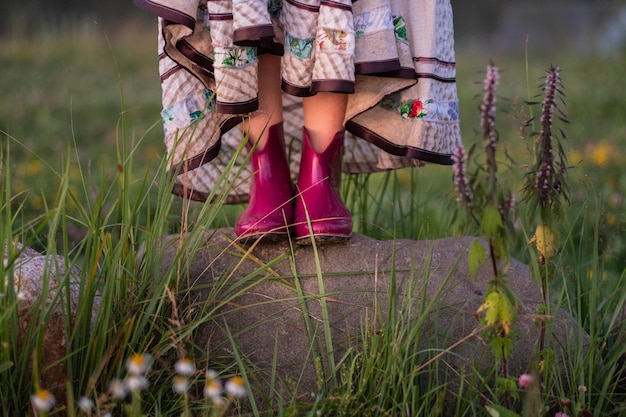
134 0 462 203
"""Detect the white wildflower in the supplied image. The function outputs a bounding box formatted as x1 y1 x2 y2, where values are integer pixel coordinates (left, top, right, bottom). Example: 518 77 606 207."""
126 353 153 376
77 396 94 412
174 358 196 376
173 376 190 394
108 378 128 399
125 375 150 392
225 376 246 398
30 389 56 413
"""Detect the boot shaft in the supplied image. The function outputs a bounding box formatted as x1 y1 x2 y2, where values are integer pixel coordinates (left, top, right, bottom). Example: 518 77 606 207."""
248 122 290 184
298 127 344 193
294 127 352 243
235 122 294 239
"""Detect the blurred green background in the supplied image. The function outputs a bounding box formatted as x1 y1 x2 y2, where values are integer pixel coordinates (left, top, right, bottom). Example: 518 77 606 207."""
1 0 625 271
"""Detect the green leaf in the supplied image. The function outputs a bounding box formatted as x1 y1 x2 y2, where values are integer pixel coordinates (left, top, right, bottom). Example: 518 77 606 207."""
489 335 514 361
468 239 487 278
477 291 501 326
476 290 516 335
481 204 503 237
485 404 521 417
496 291 515 335
495 376 519 400
492 235 509 265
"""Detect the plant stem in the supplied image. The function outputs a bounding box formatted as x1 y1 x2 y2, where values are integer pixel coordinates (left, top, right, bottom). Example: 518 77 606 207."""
502 347 511 409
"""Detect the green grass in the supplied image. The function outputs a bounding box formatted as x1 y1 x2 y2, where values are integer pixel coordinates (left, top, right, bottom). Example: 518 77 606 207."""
1 24 626 416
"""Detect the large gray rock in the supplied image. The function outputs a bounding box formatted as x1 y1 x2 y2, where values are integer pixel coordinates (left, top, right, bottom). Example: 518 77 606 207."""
155 229 585 405
3 242 89 399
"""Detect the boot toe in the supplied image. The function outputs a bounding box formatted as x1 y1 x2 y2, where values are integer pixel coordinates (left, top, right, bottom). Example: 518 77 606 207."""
293 216 353 243
235 211 291 240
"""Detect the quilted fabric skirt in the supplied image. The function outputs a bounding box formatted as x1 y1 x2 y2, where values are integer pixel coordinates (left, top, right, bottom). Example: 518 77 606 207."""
134 0 462 203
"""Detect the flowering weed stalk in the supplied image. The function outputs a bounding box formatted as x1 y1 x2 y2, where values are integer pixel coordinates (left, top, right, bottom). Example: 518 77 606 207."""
455 62 579 416
521 65 571 361
522 65 570 226
453 63 519 406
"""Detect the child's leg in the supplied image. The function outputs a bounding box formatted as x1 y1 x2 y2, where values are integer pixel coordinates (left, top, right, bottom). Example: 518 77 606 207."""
235 53 293 240
242 54 283 149
294 91 352 243
302 92 348 152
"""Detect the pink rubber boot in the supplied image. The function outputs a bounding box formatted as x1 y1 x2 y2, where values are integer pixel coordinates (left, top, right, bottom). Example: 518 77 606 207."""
293 127 352 244
235 122 294 240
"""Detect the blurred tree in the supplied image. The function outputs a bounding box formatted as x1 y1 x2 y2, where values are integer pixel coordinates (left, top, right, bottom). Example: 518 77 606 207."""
451 0 502 38
2 0 143 36
0 0 618 40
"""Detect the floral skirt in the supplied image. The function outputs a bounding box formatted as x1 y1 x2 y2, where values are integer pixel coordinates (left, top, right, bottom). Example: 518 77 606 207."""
134 0 462 203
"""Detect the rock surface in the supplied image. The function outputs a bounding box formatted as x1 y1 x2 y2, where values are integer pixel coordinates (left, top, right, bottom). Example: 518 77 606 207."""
4 242 88 398
154 229 586 404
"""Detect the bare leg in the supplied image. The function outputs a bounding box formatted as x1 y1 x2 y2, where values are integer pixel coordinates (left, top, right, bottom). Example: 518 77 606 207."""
241 54 283 149
302 92 348 152
293 91 352 243
235 53 293 239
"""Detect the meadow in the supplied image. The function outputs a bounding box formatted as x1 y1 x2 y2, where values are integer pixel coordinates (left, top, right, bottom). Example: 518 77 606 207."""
1 21 625 416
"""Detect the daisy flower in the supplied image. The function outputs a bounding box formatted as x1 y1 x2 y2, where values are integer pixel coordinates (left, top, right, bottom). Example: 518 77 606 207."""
77 396 94 413
125 375 150 392
126 353 153 376
30 389 56 413
108 378 128 400
225 376 246 398
174 358 196 376
173 376 190 394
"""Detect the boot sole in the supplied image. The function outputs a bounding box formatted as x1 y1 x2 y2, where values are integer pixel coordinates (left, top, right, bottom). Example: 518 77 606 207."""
237 231 290 245
295 233 352 246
